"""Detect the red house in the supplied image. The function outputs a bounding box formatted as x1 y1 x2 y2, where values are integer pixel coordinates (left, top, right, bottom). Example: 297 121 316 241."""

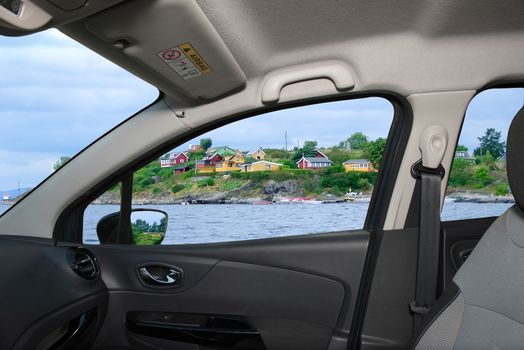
159 152 189 168
196 153 223 173
296 149 333 170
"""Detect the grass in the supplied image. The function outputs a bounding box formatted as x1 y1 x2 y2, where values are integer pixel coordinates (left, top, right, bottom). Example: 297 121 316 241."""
132 232 164 245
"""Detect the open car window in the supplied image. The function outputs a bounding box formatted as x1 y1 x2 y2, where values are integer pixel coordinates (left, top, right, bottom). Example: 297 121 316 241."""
442 88 524 221
83 97 394 245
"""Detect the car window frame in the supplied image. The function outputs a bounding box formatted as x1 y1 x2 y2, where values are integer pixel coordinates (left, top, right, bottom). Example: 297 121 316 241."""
54 91 412 243
439 84 524 223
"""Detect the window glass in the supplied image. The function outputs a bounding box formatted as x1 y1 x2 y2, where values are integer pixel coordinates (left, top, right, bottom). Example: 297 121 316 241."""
441 88 524 221
0 29 158 217
83 97 394 244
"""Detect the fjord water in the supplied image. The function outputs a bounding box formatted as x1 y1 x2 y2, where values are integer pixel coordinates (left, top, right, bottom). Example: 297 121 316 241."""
0 202 514 244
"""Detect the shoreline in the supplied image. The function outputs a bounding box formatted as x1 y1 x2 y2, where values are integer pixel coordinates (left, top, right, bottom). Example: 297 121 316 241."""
3 193 515 207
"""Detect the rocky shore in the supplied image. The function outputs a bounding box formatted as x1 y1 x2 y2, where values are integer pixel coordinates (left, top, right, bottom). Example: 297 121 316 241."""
448 192 515 203
93 179 352 205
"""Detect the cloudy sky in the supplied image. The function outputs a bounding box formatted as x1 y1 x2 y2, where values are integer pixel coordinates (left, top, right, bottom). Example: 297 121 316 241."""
0 29 523 191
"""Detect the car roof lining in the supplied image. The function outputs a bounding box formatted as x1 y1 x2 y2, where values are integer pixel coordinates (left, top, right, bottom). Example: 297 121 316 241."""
2 0 524 107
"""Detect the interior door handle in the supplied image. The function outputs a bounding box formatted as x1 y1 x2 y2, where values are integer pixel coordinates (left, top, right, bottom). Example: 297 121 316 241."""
138 266 181 286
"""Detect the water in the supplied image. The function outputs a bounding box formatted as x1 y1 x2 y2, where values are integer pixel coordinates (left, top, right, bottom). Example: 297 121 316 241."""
0 202 514 245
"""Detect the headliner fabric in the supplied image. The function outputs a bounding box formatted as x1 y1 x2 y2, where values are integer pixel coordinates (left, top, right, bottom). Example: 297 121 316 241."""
507 106 524 212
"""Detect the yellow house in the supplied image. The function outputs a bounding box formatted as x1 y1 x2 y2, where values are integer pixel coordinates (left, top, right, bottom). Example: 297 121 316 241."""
242 160 282 172
215 150 245 172
248 147 267 160
343 159 376 172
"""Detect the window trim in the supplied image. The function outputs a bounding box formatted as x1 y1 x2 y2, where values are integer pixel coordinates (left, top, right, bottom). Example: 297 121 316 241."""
54 90 412 242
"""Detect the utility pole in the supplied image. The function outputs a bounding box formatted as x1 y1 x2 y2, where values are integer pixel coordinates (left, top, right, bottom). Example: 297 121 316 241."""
285 130 288 152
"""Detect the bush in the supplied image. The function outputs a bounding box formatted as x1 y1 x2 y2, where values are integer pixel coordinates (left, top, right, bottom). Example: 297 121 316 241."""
319 171 376 193
221 179 242 191
303 178 316 193
139 177 154 187
495 182 509 196
197 178 215 187
473 166 493 189
171 184 185 193
448 159 473 187
159 168 173 181
269 171 295 181
182 171 194 179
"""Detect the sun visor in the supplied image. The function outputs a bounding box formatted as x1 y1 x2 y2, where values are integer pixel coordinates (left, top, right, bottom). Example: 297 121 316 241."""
84 0 246 100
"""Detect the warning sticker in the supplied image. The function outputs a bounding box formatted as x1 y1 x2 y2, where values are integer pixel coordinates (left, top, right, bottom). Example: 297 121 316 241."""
157 42 212 81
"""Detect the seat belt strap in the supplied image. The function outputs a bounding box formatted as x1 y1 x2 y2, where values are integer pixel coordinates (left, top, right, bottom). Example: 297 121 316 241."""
410 125 448 318
410 169 442 316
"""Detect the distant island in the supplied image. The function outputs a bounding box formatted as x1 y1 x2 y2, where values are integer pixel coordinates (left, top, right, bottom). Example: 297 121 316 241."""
89 128 514 205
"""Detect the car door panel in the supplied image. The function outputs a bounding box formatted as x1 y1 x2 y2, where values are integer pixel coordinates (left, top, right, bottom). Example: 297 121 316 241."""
0 236 107 350
88 230 370 350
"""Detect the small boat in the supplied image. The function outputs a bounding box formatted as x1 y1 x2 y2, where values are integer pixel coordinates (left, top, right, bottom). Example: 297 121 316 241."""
254 200 272 205
345 192 371 203
2 193 9 202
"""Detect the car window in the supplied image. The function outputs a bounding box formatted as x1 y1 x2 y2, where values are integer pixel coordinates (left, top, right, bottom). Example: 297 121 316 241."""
441 88 524 221
83 97 394 245
0 29 158 217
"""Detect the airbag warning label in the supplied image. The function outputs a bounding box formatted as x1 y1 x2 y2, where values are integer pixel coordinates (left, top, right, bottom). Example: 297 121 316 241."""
157 42 212 81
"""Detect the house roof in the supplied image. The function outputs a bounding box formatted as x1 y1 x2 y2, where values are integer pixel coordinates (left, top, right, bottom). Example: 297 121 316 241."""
249 160 282 166
301 157 333 163
314 149 329 159
206 146 236 156
455 151 474 159
159 151 187 160
247 147 267 156
344 159 371 164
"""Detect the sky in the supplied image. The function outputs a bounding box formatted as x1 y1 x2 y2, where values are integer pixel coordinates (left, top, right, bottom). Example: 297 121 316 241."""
1 29 523 191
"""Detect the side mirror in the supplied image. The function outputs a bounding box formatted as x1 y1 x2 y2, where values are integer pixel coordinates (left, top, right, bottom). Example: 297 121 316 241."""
130 209 168 245
96 209 168 245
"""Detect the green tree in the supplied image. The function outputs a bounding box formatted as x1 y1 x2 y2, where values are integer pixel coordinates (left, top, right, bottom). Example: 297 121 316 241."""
200 138 213 151
325 149 352 165
364 138 386 169
473 166 493 189
291 140 319 164
456 144 468 152
448 158 472 187
53 156 71 171
495 182 509 196
481 150 498 170
347 132 369 150
475 128 505 159
303 140 318 151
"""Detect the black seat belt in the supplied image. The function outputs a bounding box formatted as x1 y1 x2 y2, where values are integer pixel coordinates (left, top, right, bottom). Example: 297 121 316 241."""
410 161 444 318
409 125 448 322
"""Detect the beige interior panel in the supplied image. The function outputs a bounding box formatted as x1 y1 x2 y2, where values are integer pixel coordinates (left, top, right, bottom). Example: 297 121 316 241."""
0 100 191 238
84 0 246 100
384 90 476 230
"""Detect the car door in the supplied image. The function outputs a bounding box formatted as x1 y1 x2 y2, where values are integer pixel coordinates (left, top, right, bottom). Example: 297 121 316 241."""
0 94 408 350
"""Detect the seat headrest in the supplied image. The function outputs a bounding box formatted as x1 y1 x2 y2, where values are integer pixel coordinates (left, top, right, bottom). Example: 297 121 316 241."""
507 106 524 211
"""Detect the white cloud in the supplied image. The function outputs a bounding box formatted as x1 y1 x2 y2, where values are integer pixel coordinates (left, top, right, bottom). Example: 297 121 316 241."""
0 149 58 190
0 29 158 189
